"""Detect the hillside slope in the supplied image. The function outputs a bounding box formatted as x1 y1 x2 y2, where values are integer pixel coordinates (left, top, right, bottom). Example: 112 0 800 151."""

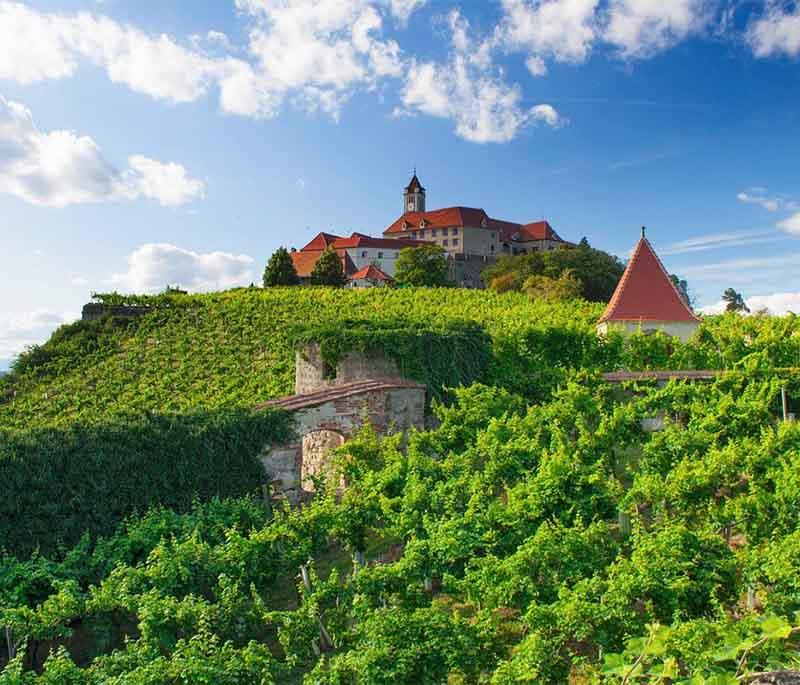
0 288 605 429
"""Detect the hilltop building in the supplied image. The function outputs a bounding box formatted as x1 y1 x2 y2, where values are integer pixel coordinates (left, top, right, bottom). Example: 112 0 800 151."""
383 173 573 286
289 173 574 288
597 229 700 342
290 231 427 286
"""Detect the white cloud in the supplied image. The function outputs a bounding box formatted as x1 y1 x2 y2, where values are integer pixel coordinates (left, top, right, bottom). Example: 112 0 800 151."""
399 10 565 143
779 212 800 236
526 55 548 76
231 0 403 119
0 95 204 207
531 103 565 127
0 1 223 103
0 310 76 360
389 0 426 24
737 189 781 212
0 0 404 120
122 156 205 208
0 2 78 84
747 3 800 58
499 0 600 64
604 0 713 58
700 291 800 316
111 243 255 294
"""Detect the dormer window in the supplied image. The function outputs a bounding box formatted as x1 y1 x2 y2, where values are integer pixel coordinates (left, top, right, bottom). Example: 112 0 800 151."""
419 219 427 228
481 217 488 228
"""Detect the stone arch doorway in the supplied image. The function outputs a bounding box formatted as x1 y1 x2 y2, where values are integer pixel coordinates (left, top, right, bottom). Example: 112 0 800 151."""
301 429 346 491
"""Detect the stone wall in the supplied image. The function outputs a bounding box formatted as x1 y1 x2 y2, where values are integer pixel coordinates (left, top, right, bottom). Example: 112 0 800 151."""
259 384 425 501
448 254 491 289
295 343 401 395
81 303 152 322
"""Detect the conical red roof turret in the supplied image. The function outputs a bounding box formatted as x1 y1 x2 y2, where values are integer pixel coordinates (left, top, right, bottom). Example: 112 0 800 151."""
599 231 699 324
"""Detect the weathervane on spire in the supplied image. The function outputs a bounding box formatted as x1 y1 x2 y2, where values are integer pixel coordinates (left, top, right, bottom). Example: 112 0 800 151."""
641 226 646 239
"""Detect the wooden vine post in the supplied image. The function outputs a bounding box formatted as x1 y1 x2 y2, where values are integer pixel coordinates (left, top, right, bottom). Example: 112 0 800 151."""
782 386 789 423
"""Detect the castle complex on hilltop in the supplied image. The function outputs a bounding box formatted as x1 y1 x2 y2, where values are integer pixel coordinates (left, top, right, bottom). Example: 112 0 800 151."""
291 173 573 288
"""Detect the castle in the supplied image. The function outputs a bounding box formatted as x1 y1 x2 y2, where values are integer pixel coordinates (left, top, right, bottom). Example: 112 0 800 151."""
291 173 573 288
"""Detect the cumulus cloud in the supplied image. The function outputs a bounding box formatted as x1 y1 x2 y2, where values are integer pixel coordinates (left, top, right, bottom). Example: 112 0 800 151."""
122 156 206 208
747 3 800 58
111 243 255 294
779 212 800 236
499 0 600 65
0 0 403 119
604 0 714 58
398 10 565 143
228 0 403 118
389 0 426 24
0 95 204 207
0 310 76 360
700 292 800 316
0 1 222 102
531 103 566 127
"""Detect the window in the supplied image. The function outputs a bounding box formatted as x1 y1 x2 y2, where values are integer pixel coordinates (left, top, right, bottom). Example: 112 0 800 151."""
361 251 368 258
377 252 384 259
490 244 495 252
451 227 458 235
443 239 449 246
452 239 459 247
432 228 438 237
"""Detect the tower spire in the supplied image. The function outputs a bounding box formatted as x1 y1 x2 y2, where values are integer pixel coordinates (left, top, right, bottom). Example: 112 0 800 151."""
403 171 426 213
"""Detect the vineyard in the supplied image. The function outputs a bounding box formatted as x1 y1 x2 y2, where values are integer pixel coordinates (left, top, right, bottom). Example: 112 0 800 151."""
2 287 800 682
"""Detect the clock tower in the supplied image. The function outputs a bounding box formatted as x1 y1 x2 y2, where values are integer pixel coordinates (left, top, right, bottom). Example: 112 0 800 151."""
403 172 426 213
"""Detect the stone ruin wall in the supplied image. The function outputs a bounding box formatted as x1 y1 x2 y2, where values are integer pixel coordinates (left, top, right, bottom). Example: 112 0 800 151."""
295 342 403 395
259 384 425 502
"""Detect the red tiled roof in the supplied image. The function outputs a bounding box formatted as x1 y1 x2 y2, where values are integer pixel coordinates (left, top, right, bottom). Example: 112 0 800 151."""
518 221 560 242
384 207 492 234
350 264 394 282
291 249 355 278
301 232 342 252
599 237 700 324
384 208 567 245
331 232 429 249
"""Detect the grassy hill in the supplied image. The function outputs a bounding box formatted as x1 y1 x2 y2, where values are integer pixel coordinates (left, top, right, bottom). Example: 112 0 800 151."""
0 288 606 429
2 287 800 683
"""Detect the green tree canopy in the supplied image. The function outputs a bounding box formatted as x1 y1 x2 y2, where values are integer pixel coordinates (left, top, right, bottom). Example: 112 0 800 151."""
394 244 450 287
723 288 750 313
310 247 348 287
262 247 300 287
482 239 624 302
523 269 582 302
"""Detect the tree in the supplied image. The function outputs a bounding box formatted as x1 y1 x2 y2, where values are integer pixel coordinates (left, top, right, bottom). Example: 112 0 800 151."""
670 274 693 307
482 239 624 302
722 288 750 313
263 247 300 287
522 270 582 302
394 245 450 287
310 247 348 287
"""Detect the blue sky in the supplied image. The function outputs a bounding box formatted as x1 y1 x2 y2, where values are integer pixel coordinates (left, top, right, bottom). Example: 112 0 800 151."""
1 0 800 366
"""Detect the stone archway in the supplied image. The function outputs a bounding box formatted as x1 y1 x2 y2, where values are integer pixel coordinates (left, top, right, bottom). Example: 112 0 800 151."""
257 379 426 502
301 429 346 491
